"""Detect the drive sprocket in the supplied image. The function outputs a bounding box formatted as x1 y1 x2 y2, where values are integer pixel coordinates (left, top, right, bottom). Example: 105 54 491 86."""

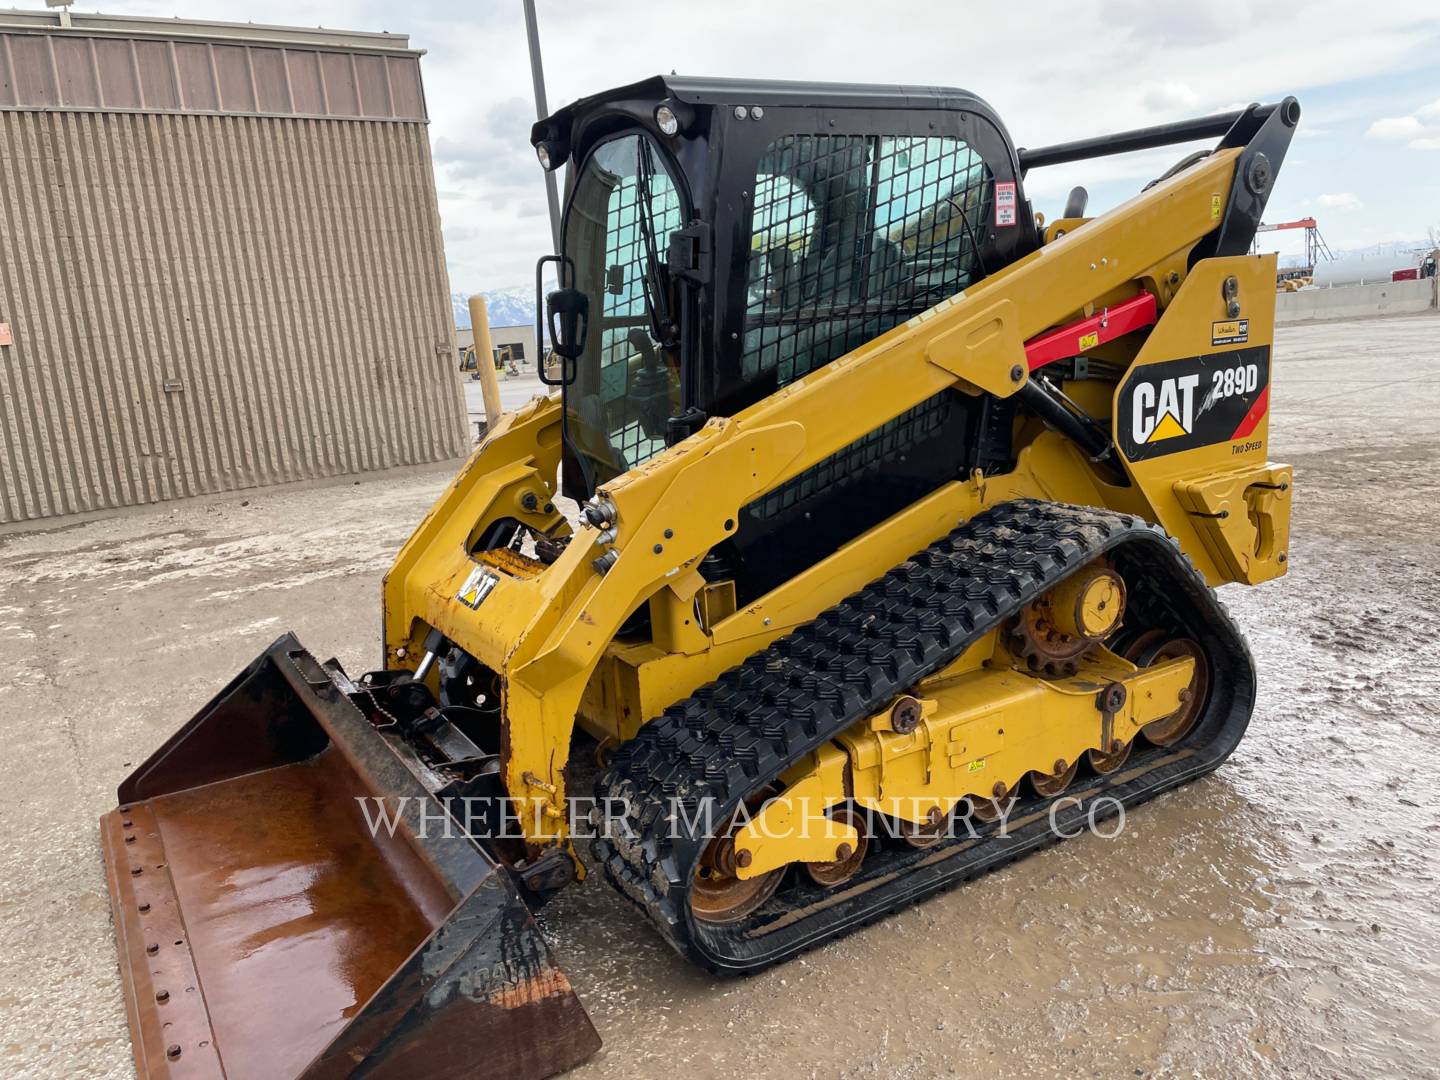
1006 560 1126 677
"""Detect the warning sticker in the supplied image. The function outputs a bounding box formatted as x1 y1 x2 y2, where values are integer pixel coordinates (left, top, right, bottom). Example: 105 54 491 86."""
1211 319 1249 346
1210 193 1223 220
1078 331 1100 351
457 565 500 610
994 181 1018 227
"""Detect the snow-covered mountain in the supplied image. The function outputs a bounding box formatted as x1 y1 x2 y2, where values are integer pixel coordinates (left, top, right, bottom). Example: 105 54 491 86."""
453 281 554 334
1278 238 1431 270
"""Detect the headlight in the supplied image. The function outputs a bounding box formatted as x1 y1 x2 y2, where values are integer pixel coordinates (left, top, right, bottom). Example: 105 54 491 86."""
655 104 679 137
536 143 552 170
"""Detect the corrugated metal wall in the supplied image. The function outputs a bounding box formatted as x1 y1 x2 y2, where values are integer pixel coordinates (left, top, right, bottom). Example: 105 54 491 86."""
0 26 467 525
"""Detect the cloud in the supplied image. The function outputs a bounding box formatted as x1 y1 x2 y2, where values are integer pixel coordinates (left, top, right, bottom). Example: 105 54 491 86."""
443 223 486 243
1138 81 1200 113
1313 192 1363 210
432 98 537 185
1366 115 1426 139
83 0 1440 290
1097 1 1241 46
1366 97 1440 150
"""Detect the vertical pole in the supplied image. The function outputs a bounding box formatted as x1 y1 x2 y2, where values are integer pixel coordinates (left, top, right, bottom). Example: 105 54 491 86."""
523 0 562 254
468 296 504 430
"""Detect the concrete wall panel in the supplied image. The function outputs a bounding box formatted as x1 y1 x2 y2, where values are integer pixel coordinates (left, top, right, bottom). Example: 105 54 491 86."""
52 37 99 106
0 108 466 524
1276 278 1437 324
93 39 141 109
9 35 54 105
135 41 181 109
0 28 427 123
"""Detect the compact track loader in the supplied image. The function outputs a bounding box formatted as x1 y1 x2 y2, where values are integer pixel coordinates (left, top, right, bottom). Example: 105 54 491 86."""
101 77 1297 1079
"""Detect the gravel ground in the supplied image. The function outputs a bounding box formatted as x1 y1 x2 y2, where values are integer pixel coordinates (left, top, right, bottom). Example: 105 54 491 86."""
1 313 1436 1079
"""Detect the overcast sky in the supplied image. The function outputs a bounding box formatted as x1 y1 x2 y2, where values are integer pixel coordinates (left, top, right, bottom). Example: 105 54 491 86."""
87 0 1440 293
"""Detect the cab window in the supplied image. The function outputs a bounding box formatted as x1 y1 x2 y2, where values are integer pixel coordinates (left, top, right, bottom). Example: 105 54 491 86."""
562 133 685 488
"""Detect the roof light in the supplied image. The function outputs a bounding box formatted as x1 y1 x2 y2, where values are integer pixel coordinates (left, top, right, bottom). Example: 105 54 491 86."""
653 98 695 137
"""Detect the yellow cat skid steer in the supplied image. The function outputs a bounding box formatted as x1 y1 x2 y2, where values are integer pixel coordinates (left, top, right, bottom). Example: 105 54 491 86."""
100 77 1297 1079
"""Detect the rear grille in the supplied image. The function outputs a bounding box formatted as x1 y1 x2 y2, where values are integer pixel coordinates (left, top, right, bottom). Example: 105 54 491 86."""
747 392 951 521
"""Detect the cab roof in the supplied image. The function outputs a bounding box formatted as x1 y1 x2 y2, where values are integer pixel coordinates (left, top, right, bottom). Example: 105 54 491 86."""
531 74 1003 148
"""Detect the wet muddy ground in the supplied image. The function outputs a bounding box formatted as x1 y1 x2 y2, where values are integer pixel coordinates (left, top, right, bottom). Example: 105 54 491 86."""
1 313 1436 1078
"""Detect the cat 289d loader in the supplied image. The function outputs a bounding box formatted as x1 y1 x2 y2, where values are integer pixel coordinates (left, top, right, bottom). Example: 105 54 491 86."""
100 77 1297 1079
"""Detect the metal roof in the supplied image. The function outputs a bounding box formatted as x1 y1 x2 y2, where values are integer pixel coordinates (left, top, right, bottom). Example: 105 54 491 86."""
0 9 419 53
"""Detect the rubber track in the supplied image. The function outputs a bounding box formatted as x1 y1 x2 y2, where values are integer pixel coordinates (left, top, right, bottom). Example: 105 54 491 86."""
592 499 1255 972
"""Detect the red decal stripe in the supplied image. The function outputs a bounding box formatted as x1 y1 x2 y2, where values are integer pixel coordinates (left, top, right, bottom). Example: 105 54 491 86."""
1231 384 1269 440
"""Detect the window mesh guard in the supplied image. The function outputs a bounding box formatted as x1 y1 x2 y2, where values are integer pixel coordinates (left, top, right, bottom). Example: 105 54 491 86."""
598 170 682 470
742 134 993 390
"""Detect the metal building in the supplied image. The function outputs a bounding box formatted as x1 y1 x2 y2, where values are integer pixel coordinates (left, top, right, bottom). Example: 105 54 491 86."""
0 10 467 525
455 323 539 366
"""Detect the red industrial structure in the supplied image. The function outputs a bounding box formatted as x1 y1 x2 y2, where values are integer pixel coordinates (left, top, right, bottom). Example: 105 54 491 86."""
1252 216 1334 280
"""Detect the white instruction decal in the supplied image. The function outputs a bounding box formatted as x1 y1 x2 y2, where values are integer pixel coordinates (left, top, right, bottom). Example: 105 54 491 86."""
994 181 1018 227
